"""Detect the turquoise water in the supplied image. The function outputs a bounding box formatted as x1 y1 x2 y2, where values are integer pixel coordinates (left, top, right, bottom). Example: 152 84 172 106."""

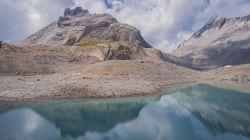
0 84 250 140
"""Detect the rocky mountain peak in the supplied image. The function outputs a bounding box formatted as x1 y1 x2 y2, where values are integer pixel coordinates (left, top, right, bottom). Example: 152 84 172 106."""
18 7 160 61
64 7 89 17
192 14 227 38
207 14 227 27
209 14 224 22
20 7 152 49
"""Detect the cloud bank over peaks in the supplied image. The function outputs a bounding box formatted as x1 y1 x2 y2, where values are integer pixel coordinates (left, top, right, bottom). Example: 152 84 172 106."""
0 0 250 52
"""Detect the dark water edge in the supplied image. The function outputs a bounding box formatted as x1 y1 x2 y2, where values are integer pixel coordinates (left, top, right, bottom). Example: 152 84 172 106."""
0 84 250 140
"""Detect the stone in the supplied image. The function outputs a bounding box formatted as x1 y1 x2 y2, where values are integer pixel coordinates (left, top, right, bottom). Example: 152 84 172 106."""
58 16 70 27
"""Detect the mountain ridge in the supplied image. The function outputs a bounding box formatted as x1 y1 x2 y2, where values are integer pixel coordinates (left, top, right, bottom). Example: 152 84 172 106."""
171 14 250 70
191 14 250 39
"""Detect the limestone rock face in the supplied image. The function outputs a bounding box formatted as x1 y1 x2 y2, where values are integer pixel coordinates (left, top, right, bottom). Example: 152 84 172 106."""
20 7 152 49
171 14 250 70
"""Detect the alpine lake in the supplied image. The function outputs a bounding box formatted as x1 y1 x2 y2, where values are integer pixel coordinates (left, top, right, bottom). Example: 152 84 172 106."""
0 84 250 140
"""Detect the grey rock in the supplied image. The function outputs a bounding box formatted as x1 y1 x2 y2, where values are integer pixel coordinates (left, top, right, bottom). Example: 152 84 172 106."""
58 16 70 27
0 41 2 48
171 14 250 70
64 7 89 17
104 44 137 60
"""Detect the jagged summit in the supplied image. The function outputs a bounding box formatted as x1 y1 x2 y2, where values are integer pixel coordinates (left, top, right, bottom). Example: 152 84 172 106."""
192 14 226 38
209 14 225 22
64 7 89 17
20 7 152 49
172 14 250 69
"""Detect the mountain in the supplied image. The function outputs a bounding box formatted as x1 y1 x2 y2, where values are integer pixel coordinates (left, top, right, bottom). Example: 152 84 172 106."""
171 14 250 70
0 7 164 75
21 7 151 48
19 7 161 60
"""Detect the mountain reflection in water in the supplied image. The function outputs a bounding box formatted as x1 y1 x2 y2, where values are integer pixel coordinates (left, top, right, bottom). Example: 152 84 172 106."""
0 84 250 140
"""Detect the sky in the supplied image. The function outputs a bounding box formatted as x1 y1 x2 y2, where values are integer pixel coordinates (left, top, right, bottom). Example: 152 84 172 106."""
0 0 250 52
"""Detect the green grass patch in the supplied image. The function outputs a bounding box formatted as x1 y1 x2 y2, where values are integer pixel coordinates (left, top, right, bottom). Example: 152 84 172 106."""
41 45 49 48
36 45 55 52
75 38 102 48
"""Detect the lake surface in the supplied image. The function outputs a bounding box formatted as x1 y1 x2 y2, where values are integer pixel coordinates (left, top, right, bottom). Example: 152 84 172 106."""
0 84 250 140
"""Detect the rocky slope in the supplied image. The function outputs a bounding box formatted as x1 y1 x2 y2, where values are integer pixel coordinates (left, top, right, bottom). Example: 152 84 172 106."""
20 7 160 61
171 14 250 70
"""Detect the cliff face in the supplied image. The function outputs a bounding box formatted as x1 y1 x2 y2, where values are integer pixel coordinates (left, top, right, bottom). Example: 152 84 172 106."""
20 7 152 49
171 14 250 70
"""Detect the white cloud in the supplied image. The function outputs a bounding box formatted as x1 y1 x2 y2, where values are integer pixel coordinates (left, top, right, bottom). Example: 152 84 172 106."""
0 0 249 52
0 0 74 42
73 0 107 13
193 0 250 31
73 0 250 52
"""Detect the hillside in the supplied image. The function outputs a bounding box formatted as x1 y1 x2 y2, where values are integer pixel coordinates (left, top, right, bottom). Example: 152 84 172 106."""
171 14 250 70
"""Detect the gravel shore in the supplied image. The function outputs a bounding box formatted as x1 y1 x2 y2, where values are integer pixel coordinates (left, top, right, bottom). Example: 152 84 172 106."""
0 60 198 101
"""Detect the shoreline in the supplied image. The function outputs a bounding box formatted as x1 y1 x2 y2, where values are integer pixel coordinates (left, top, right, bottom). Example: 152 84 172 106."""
0 79 197 102
1 79 249 102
